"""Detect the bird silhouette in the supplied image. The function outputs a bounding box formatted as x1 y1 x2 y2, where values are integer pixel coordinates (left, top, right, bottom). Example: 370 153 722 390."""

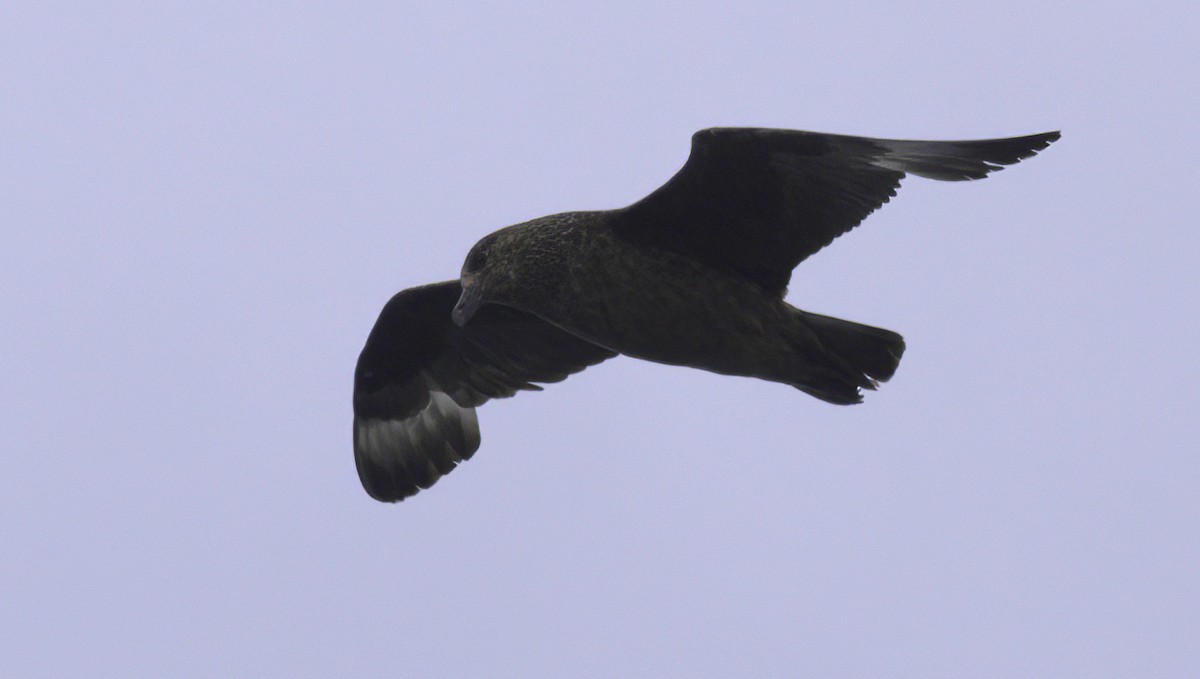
353 127 1060 502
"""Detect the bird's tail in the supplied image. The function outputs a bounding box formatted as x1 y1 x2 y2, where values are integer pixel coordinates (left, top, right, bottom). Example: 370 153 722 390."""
794 312 906 405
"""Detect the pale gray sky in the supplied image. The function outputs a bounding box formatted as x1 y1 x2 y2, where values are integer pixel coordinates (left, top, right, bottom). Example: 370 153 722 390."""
3 2 1197 677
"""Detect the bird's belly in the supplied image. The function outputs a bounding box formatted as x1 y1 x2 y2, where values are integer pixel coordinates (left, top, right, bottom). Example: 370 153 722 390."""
543 235 803 381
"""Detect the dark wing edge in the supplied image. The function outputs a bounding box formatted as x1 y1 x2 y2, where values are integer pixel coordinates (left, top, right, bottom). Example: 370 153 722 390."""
612 128 1061 294
353 280 616 502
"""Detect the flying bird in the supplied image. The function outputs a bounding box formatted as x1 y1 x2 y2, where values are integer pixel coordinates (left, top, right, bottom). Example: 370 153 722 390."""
354 127 1060 502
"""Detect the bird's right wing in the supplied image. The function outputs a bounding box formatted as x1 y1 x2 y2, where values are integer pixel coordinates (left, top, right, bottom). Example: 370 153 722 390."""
353 280 616 502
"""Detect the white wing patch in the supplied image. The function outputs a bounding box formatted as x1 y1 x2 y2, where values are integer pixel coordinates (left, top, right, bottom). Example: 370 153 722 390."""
354 391 481 491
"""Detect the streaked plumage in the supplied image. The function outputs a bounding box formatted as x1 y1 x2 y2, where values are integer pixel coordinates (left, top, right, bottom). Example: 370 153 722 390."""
354 127 1060 502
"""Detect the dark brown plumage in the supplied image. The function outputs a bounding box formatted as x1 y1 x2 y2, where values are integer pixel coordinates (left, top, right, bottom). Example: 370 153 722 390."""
354 127 1060 502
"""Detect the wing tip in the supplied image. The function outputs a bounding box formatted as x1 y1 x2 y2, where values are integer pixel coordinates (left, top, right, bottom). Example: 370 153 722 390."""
872 129 1062 181
353 393 482 503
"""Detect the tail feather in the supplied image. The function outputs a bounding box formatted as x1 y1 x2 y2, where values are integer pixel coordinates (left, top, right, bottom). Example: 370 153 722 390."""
798 311 906 405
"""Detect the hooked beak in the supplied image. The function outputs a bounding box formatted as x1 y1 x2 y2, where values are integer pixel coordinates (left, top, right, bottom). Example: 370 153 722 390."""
452 277 483 326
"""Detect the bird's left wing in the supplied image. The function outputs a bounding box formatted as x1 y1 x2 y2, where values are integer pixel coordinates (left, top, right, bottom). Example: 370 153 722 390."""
353 280 616 502
610 128 1059 295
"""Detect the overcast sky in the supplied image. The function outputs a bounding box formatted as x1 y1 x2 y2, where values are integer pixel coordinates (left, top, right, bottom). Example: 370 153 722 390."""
3 2 1197 677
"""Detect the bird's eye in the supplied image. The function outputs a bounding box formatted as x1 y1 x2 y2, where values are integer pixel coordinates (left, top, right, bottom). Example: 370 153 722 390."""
464 246 488 274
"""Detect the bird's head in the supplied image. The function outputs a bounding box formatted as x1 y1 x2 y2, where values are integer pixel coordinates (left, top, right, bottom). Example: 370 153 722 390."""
452 217 571 326
453 230 516 326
